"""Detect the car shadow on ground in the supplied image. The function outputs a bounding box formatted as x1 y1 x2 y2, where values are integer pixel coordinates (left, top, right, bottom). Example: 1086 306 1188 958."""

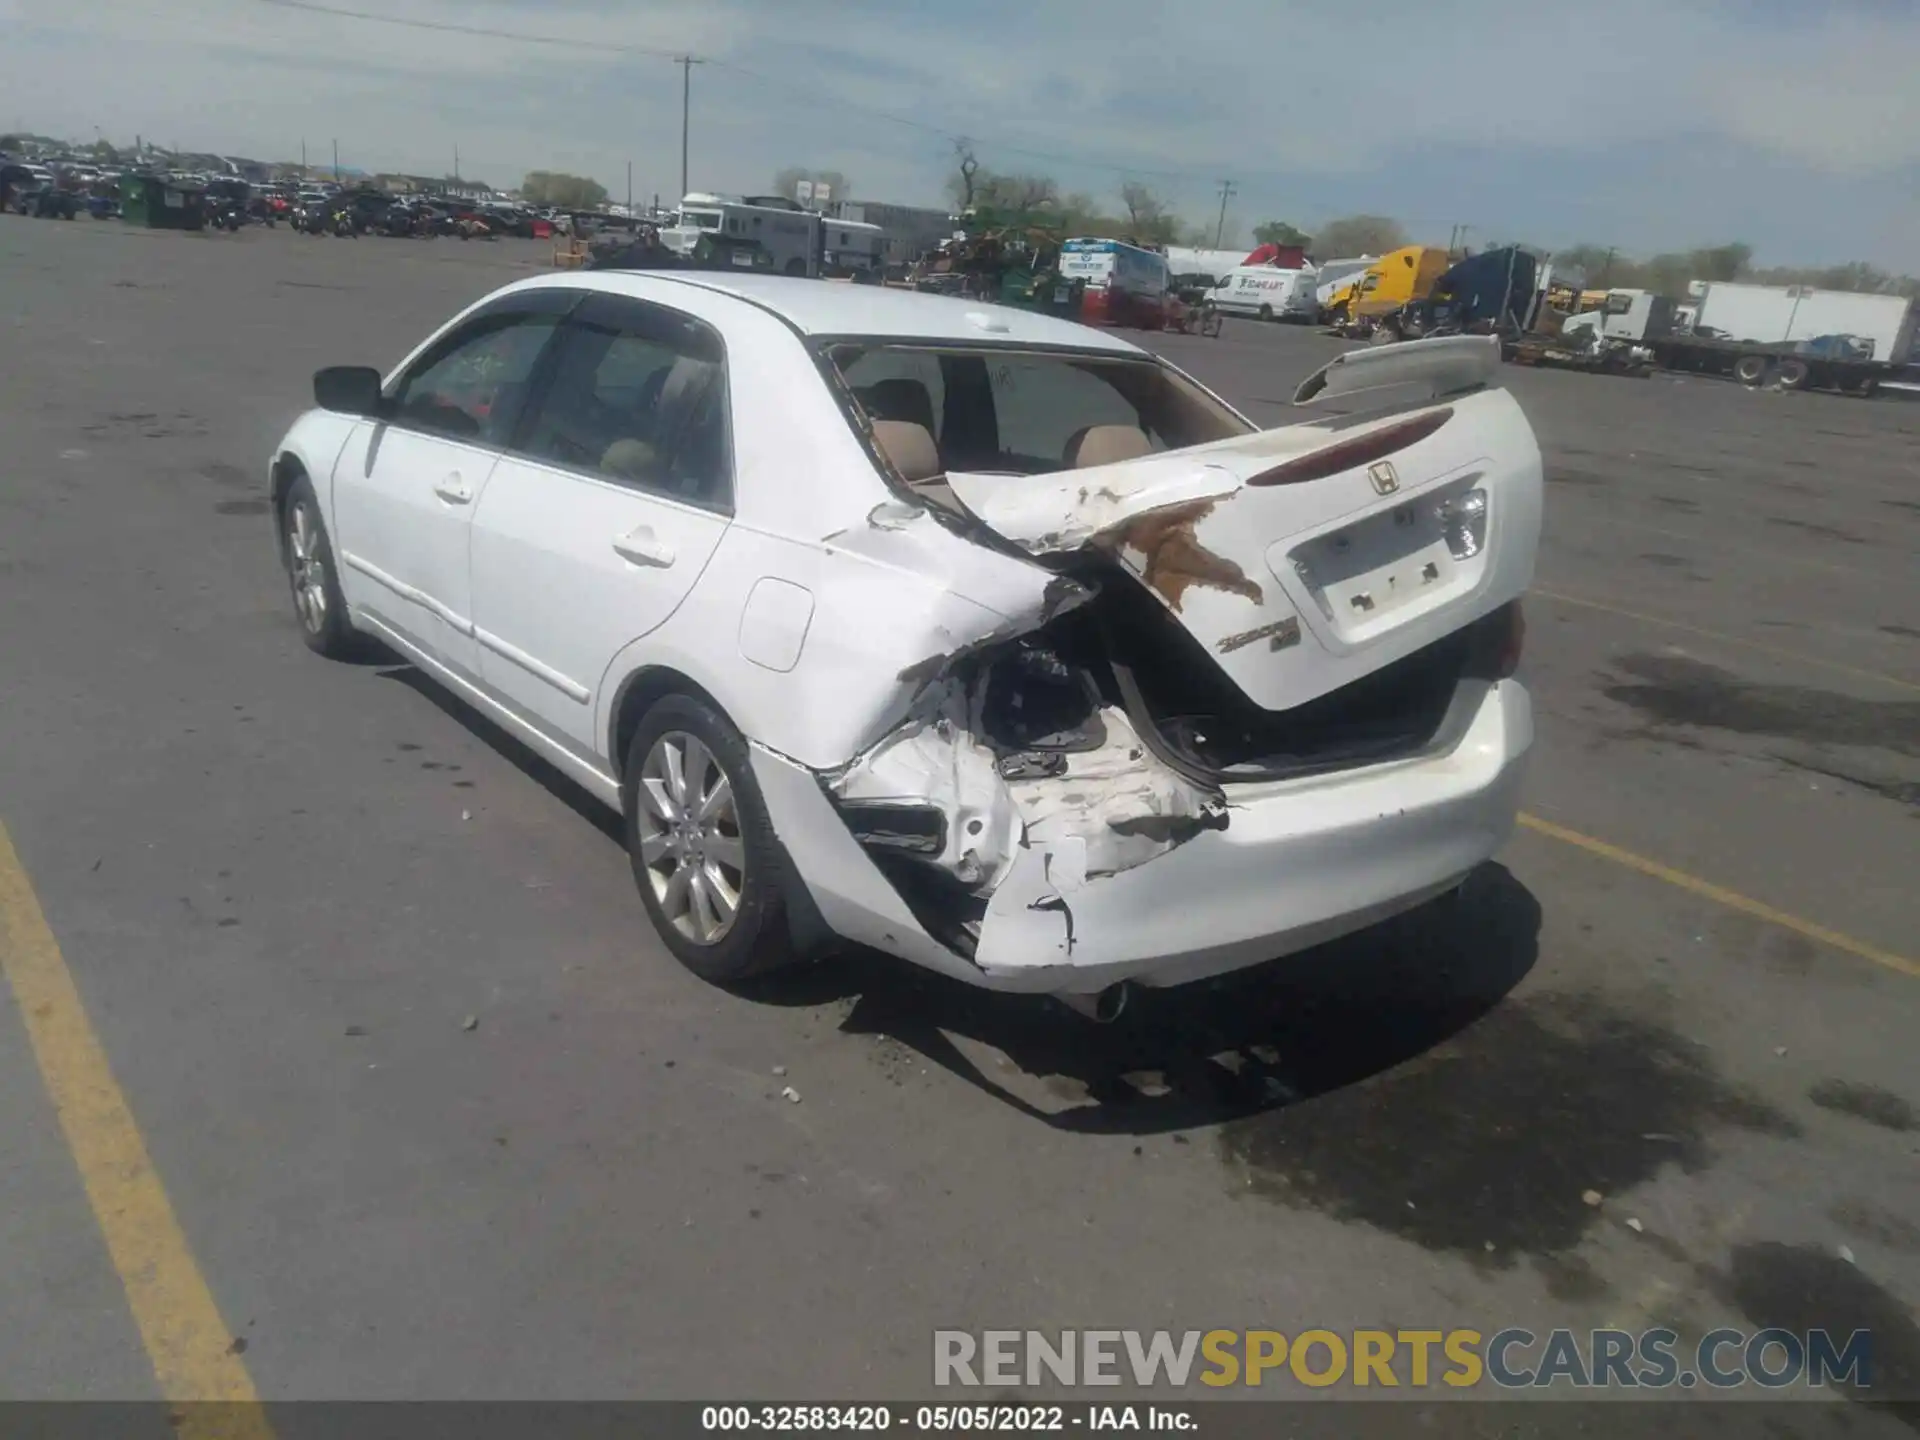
373 663 624 846
757 864 1542 1136
371 658 1540 1137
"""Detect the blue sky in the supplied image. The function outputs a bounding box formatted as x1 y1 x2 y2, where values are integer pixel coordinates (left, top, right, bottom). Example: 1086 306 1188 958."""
3 0 1916 269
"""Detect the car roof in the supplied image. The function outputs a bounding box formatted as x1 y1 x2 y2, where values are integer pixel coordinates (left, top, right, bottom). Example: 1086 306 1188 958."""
547 271 1148 353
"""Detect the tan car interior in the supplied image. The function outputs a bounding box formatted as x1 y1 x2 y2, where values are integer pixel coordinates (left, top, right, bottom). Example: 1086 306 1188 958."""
855 377 1152 513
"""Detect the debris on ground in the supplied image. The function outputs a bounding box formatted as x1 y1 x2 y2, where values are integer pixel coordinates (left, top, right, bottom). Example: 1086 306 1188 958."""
772 1065 787 1077
781 1086 801 1104
1582 1189 1604 1207
1626 1218 1645 1233
461 1014 478 1032
1839 1245 1856 1264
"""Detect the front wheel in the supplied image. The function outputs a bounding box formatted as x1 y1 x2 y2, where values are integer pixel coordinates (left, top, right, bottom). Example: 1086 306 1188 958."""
625 695 796 985
280 475 357 658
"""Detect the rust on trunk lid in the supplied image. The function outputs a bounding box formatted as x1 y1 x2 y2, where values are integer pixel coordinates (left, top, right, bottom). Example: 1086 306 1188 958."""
1097 498 1263 614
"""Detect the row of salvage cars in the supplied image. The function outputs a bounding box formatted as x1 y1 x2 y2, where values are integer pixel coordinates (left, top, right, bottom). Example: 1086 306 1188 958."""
269 273 1539 1018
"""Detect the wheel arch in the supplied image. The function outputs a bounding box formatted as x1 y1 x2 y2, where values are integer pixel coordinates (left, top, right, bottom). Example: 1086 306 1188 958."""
269 453 308 566
606 662 836 958
607 664 733 785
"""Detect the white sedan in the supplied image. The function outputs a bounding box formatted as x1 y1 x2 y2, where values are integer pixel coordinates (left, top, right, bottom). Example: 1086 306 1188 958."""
270 272 1539 1017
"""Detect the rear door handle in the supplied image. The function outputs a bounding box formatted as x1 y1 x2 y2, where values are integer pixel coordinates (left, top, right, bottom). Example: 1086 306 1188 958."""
612 527 675 568
433 473 474 505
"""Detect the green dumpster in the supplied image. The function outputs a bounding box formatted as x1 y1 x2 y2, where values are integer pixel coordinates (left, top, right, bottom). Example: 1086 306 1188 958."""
120 174 206 231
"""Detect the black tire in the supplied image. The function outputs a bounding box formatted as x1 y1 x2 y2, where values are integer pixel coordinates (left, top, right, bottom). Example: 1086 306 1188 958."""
624 694 795 985
1774 358 1810 390
1257 303 1273 322
279 474 357 658
1733 354 1769 386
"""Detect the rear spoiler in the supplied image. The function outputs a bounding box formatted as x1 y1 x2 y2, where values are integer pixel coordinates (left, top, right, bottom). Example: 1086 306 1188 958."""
1294 334 1502 407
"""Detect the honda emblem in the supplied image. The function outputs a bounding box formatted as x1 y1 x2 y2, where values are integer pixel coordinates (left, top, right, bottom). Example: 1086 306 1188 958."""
1368 461 1400 495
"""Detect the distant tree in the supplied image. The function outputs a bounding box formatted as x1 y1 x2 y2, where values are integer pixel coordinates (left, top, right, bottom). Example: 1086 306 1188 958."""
520 171 609 209
973 170 1060 212
1311 214 1408 258
1119 180 1163 230
1689 242 1751 282
1114 180 1183 245
1252 219 1311 249
949 140 980 210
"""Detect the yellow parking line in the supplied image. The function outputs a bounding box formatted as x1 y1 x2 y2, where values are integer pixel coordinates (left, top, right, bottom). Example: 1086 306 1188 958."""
1517 812 1918 980
0 821 274 1439
1531 585 1920 694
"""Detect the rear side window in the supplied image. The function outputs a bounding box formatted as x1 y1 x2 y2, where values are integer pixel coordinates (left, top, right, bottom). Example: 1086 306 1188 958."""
985 355 1143 468
828 343 1249 479
516 299 732 510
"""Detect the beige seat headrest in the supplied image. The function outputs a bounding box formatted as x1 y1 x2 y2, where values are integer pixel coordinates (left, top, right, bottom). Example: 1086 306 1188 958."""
870 419 941 483
1066 424 1152 468
602 437 659 481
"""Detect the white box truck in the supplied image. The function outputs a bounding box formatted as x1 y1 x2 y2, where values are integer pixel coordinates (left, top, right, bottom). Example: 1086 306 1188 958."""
1694 282 1916 365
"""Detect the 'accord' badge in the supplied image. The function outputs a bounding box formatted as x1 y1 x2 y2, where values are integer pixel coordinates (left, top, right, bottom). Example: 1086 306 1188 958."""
1368 461 1400 495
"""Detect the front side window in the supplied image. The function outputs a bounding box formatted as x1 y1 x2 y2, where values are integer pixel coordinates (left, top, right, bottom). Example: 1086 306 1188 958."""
830 344 1249 479
517 301 732 509
388 312 558 445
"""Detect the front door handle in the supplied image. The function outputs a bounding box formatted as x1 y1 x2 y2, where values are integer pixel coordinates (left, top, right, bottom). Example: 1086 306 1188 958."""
433 473 474 505
612 527 675 569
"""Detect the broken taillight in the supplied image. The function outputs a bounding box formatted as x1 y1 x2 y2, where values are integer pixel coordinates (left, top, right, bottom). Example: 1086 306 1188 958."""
1435 487 1488 559
1245 408 1454 488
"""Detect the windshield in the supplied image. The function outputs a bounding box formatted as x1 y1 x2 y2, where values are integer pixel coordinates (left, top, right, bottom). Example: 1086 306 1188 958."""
684 209 722 231
827 342 1251 479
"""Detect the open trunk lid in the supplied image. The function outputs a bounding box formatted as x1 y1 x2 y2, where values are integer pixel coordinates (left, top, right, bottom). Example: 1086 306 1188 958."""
944 336 1542 713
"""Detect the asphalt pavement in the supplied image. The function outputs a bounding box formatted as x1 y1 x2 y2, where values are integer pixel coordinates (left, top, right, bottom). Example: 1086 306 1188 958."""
0 218 1915 1425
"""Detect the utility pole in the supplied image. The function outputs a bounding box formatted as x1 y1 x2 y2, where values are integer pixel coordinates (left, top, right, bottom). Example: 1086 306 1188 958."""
677 55 705 202
453 143 460 181
331 138 338 183
1213 178 1236 249
1600 245 1617 287
300 138 306 175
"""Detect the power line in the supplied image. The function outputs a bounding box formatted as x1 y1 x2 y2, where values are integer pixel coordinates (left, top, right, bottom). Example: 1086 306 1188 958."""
254 0 683 56
251 0 1213 187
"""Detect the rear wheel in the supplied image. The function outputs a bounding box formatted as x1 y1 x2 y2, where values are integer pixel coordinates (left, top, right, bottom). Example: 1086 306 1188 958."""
1257 303 1273 321
625 694 795 985
1774 358 1810 390
1733 354 1769 386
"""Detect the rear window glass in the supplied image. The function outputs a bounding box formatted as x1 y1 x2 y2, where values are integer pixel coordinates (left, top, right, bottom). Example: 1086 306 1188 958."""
829 344 1249 478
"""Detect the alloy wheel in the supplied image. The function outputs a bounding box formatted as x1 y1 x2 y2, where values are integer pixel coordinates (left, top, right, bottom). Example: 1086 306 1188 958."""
635 730 745 945
287 500 329 634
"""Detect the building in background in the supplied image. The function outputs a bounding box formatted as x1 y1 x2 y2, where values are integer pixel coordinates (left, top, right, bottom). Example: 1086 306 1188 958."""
823 198 954 266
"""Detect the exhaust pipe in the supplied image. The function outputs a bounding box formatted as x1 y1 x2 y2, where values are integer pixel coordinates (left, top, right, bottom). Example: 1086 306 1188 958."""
1057 982 1132 1024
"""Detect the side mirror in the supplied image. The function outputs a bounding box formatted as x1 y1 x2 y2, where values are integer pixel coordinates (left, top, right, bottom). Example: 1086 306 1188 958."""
313 365 385 418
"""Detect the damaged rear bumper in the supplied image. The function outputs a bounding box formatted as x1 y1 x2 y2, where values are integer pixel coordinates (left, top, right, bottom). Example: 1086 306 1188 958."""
751 678 1531 997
